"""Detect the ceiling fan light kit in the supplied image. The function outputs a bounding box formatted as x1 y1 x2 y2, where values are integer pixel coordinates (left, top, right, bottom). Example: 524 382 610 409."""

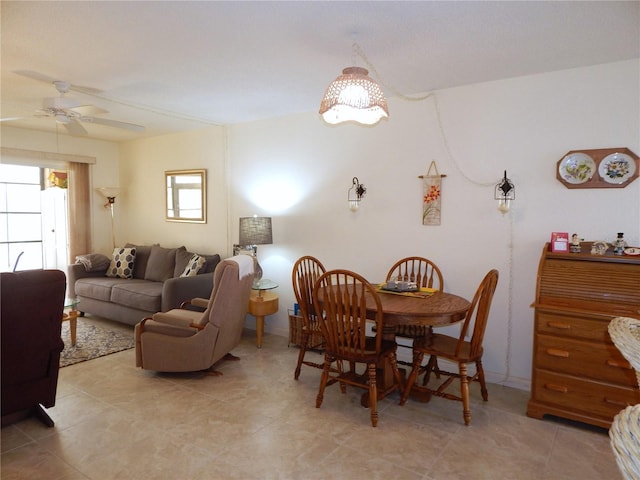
2 71 146 137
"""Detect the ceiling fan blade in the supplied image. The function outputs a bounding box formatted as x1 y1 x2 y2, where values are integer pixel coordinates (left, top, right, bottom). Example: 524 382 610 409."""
64 118 88 136
14 70 103 95
70 105 109 116
0 116 26 122
80 116 145 132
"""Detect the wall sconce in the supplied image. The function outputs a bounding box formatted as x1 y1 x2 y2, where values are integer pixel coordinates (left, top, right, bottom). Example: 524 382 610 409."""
348 177 366 212
495 171 515 214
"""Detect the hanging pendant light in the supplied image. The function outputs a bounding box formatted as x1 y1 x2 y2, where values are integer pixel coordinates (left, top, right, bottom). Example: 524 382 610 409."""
319 45 389 126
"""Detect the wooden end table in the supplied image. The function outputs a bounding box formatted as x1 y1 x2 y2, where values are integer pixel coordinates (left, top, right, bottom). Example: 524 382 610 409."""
248 280 279 348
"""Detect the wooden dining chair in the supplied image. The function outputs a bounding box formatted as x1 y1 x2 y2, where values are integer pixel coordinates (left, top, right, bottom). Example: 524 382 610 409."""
291 256 327 380
385 257 444 365
313 269 403 427
400 269 499 426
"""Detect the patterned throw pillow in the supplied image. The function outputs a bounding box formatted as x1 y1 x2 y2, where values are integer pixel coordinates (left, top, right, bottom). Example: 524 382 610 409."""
180 254 206 277
106 247 136 279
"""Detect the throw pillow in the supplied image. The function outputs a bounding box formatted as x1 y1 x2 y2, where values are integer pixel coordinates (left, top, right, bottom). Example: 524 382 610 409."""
174 249 196 277
144 245 185 282
200 254 221 274
174 250 221 276
180 254 207 277
106 247 136 279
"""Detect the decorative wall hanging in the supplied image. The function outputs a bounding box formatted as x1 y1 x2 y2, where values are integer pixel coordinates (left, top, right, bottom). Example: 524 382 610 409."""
419 161 445 226
556 147 638 189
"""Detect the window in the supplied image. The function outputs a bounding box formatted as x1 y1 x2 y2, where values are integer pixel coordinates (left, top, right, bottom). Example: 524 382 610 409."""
0 164 44 271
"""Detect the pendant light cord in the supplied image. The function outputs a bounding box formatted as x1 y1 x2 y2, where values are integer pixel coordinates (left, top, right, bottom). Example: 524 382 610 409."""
356 41 515 386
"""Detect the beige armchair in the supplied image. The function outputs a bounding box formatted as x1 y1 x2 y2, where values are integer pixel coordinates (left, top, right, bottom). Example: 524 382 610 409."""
135 255 254 374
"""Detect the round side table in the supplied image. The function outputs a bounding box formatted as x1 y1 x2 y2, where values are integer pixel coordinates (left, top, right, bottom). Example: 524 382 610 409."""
248 279 279 348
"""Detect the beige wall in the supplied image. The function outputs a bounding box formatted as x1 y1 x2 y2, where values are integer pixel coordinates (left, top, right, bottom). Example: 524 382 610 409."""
118 127 229 256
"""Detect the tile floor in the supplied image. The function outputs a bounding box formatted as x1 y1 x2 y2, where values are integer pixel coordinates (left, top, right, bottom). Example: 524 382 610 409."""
1 316 622 480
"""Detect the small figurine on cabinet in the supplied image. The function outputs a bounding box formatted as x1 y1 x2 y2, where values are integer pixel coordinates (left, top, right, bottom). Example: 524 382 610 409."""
614 232 627 255
570 233 582 253
591 241 609 255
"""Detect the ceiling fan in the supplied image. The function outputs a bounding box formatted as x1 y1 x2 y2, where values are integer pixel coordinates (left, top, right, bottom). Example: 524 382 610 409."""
2 71 145 136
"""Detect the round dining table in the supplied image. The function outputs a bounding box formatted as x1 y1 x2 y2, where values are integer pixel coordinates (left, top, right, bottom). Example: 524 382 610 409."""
366 289 470 337
367 289 470 401
315 283 471 405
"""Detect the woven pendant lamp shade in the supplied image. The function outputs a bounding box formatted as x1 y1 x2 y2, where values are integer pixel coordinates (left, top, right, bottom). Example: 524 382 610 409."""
319 67 389 125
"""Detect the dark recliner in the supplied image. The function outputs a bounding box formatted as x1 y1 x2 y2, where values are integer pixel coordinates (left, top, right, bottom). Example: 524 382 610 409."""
1 269 66 427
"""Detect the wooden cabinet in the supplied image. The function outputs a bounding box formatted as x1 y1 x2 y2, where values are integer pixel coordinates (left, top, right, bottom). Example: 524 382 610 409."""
527 243 640 428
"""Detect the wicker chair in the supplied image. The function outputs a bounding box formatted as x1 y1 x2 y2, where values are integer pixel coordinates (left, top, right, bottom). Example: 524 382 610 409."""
384 257 444 366
400 269 499 426
313 269 403 427
608 316 640 386
291 256 327 380
608 316 640 480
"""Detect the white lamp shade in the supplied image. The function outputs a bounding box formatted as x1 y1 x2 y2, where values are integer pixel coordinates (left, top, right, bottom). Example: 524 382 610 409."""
319 67 389 125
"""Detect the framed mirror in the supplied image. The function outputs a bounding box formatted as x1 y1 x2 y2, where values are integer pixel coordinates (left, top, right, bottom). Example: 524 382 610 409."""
165 169 207 223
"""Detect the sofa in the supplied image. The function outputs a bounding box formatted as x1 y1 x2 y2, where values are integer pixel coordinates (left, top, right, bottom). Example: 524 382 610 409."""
1 269 66 427
68 244 221 326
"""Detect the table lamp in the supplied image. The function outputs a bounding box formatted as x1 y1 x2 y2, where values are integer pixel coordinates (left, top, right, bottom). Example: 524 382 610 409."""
239 216 272 287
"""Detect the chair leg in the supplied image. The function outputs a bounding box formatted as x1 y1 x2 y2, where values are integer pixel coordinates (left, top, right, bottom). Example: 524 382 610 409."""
294 331 310 380
421 354 438 386
316 354 332 408
336 359 347 394
400 349 424 405
476 359 488 401
367 362 378 427
459 362 471 426
389 352 403 395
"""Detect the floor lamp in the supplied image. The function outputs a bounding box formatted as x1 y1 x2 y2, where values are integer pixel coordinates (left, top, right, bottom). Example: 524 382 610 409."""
96 187 120 249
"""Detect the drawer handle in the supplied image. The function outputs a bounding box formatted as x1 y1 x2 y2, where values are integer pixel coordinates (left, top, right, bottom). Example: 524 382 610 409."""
546 348 570 358
544 383 568 393
606 359 633 370
604 398 628 407
547 321 571 330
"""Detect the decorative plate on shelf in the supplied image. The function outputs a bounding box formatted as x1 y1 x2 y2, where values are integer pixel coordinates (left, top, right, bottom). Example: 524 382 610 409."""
624 247 640 256
599 152 636 184
558 153 596 184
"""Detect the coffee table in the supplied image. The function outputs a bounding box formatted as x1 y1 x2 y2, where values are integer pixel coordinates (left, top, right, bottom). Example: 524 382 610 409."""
62 298 80 346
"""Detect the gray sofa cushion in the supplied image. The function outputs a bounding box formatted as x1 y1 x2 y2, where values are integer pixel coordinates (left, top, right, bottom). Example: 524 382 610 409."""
144 245 185 282
75 277 132 302
126 244 153 279
110 281 163 312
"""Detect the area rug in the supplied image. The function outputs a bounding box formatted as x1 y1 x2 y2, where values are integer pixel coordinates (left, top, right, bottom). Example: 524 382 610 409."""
60 318 135 367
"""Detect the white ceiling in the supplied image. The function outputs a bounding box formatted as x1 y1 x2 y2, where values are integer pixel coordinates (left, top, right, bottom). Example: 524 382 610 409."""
1 1 639 143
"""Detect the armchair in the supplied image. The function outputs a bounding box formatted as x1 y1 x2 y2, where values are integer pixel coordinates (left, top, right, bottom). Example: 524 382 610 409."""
1 269 66 427
135 255 255 373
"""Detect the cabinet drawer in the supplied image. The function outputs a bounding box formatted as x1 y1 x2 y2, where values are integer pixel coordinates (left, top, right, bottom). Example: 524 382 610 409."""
535 334 636 385
535 311 610 342
532 369 639 421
